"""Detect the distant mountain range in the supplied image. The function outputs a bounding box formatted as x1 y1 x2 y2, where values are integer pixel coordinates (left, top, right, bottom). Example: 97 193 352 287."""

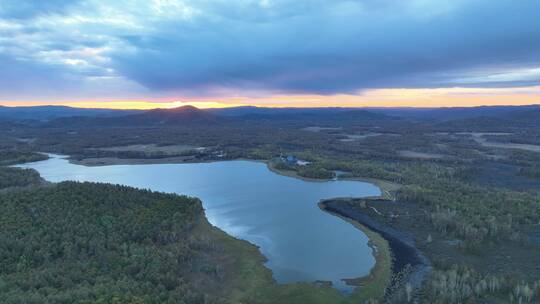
369 105 540 121
45 105 220 128
0 104 539 128
43 105 394 128
0 105 141 121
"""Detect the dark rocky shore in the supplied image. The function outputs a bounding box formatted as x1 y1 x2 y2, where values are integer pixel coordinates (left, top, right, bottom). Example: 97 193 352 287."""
321 199 431 289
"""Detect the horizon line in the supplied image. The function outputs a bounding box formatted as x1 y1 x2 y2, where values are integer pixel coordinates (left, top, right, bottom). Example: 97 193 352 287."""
2 102 540 111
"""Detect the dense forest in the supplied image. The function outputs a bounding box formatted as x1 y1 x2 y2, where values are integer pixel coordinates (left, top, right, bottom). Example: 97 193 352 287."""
0 167 43 190
0 182 237 303
0 150 47 166
0 151 46 190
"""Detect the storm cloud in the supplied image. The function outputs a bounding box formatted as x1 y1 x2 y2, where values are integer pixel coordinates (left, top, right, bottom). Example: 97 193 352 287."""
1 0 540 100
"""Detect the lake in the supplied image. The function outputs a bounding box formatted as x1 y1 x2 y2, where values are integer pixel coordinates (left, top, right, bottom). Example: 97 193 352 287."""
17 154 381 292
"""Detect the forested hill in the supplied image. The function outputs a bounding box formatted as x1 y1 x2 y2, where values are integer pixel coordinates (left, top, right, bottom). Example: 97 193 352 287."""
0 151 47 190
0 182 270 303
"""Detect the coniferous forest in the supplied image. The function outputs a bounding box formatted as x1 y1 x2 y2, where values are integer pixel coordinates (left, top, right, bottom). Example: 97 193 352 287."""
0 181 232 303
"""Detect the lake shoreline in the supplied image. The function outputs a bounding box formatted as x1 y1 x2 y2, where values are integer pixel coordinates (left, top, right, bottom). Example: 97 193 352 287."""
69 155 224 166
69 155 401 197
318 201 392 301
320 198 431 296
56 153 400 300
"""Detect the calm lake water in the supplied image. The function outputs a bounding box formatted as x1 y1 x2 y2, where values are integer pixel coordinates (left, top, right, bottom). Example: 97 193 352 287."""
17 154 380 291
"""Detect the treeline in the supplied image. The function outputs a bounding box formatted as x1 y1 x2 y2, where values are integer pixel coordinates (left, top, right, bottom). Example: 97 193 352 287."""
520 165 540 179
424 265 540 303
273 160 335 179
270 151 402 182
0 167 43 190
318 158 401 182
396 163 540 245
297 164 335 179
75 149 204 160
0 150 45 190
0 150 47 165
0 182 237 303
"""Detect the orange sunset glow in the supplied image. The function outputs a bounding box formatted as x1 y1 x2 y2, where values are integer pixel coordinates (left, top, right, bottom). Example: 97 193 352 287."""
3 86 540 109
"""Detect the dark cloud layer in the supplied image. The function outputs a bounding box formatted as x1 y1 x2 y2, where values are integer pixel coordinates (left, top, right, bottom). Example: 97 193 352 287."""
1 0 540 99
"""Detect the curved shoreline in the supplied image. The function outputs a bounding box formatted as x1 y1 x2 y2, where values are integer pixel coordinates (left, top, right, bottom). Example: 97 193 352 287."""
318 201 392 301
267 160 425 296
266 160 401 196
69 155 401 196
320 199 431 290
46 153 404 299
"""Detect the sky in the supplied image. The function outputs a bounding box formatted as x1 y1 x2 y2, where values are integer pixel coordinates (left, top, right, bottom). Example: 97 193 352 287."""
1 0 540 109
